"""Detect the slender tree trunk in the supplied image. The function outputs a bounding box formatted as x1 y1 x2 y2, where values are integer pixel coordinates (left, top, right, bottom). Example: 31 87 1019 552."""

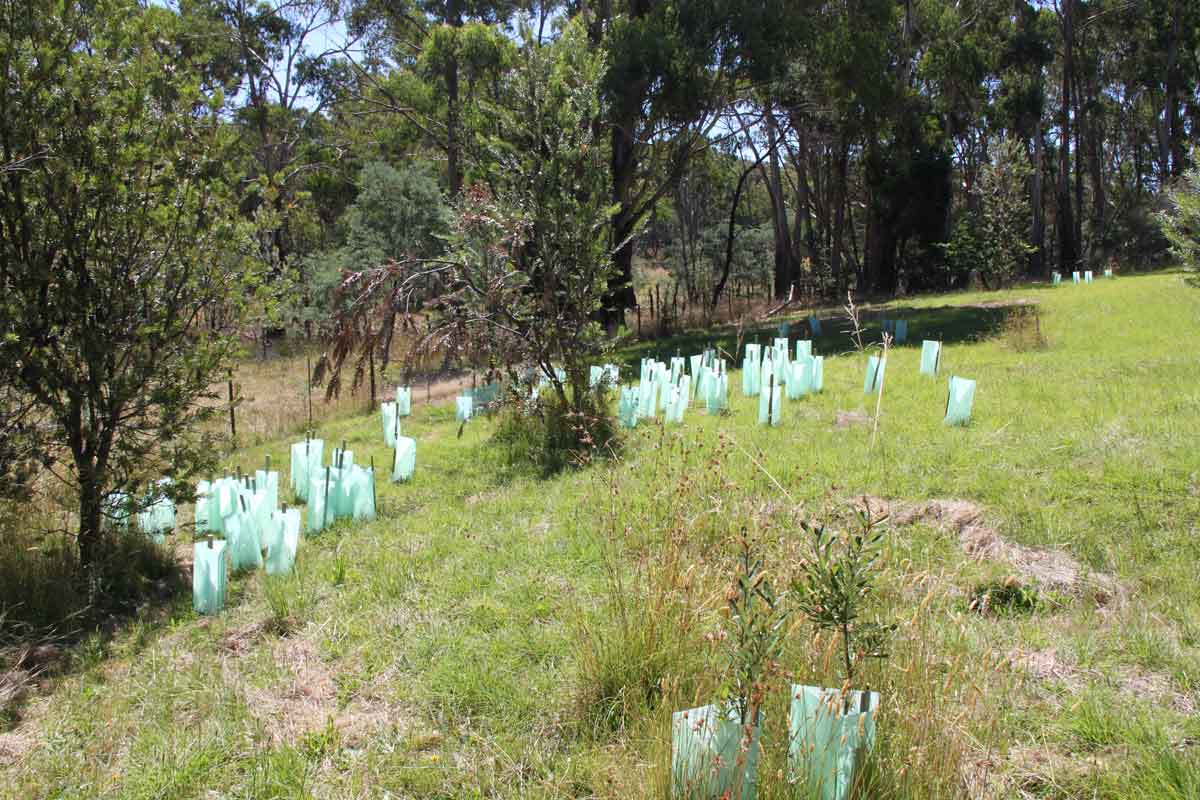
713 153 767 309
1056 0 1079 272
832 138 849 293
1165 0 1184 177
1031 127 1046 275
764 103 798 298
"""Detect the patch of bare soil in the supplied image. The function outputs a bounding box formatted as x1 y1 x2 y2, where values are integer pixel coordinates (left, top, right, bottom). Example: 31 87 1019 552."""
1005 647 1196 714
1117 666 1197 715
833 410 871 430
242 637 406 748
859 497 1123 603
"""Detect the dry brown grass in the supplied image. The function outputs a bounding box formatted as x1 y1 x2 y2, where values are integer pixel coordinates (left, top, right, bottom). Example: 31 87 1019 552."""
212 345 479 446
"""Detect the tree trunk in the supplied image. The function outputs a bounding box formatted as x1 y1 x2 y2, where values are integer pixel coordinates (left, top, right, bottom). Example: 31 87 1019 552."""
763 104 798 298
446 54 462 198
1164 0 1185 177
1031 127 1046 275
831 138 849 293
712 153 766 309
604 118 641 332
77 466 104 570
1056 0 1079 272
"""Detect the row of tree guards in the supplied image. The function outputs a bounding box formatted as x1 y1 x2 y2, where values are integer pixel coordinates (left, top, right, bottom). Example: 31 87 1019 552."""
621 329 974 431
1052 267 1113 285
195 384 425 615
169 313 975 617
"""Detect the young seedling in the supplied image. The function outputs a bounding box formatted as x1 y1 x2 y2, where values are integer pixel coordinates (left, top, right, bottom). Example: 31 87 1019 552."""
791 504 895 695
721 533 791 726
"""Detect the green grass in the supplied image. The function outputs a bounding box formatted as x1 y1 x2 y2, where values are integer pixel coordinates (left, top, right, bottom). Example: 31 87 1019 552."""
3 271 1200 798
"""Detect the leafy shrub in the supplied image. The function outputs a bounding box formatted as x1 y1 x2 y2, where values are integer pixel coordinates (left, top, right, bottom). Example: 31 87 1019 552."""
493 385 619 476
968 577 1040 616
1161 167 1200 278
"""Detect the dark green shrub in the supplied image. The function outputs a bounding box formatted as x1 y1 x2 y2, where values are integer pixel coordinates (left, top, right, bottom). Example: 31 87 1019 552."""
493 386 619 476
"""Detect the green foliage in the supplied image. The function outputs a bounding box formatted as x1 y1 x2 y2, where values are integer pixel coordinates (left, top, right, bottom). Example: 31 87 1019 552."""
1161 168 1200 276
942 138 1036 288
968 577 1041 617
790 507 894 685
303 160 448 324
719 534 790 725
0 0 260 567
493 386 619 476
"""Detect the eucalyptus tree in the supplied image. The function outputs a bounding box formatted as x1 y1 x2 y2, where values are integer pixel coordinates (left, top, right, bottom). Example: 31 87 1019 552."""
344 0 519 197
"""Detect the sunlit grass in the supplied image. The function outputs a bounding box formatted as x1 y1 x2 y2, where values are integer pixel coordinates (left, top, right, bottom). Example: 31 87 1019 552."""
2 271 1199 799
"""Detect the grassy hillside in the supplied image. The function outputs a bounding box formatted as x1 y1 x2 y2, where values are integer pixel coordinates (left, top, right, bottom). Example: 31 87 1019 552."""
2 271 1199 799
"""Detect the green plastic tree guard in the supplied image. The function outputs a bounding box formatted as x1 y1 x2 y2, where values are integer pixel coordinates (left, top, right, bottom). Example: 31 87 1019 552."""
694 365 710 401
210 477 239 535
796 340 813 360
787 358 814 399
619 387 640 428
456 394 474 422
137 479 175 543
1104 268 1113 279
666 375 690 424
812 356 824 393
894 320 908 344
1084 270 1094 283
638 376 658 418
670 356 686 384
1072 271 1081 284
689 354 704 396
758 377 782 426
1052 271 1062 285
741 356 760 397
226 502 263 572
193 539 228 615
657 367 673 412
640 357 654 384
809 316 822 336
195 480 212 532
863 356 886 394
788 685 880 800
944 375 976 426
382 401 401 446
264 508 301 576
289 438 324 501
392 436 417 483
919 340 942 376
705 370 728 414
104 491 132 532
347 465 377 522
254 469 279 512
306 468 333 534
745 343 761 367
397 386 412 416
759 355 778 393
672 703 762 800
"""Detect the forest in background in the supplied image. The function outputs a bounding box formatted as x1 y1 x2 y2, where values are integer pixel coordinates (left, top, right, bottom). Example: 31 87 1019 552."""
149 0 1198 316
